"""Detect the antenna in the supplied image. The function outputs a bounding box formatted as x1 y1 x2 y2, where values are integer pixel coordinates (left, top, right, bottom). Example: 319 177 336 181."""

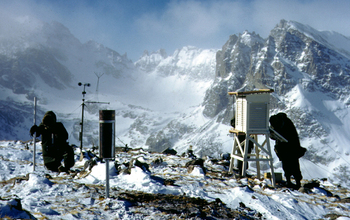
94 72 104 94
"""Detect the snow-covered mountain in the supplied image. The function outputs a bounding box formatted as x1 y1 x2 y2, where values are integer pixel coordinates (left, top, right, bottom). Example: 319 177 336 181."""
0 19 137 145
1 18 350 188
136 46 215 80
201 19 350 186
0 18 216 150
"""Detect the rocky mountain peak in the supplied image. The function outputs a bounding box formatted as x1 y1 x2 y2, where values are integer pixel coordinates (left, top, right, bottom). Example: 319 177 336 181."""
215 31 265 79
135 49 168 72
135 46 216 80
267 20 350 98
203 19 350 123
42 21 83 52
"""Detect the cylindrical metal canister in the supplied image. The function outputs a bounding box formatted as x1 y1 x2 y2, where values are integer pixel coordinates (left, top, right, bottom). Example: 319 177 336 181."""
99 110 115 159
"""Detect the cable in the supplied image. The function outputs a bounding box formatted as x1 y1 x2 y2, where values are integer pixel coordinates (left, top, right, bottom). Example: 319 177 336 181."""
312 132 350 167
117 136 127 147
301 157 334 176
71 104 82 115
299 159 313 179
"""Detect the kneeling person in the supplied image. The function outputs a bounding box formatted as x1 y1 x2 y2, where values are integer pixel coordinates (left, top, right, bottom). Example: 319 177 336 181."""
30 111 75 172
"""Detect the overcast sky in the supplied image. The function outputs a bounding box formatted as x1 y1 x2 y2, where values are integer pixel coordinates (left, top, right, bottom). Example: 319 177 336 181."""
1 0 350 61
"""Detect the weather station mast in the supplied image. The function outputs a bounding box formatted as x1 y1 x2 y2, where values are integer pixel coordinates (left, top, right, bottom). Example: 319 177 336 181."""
78 82 90 157
78 81 109 160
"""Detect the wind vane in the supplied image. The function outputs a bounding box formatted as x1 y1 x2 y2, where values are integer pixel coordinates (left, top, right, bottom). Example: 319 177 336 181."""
95 72 104 94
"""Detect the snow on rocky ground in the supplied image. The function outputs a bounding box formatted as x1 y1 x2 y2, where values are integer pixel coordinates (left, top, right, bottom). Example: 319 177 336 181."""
1 140 350 219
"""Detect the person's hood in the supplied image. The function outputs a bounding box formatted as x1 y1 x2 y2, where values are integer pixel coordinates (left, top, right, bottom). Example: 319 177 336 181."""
269 112 287 130
42 111 57 127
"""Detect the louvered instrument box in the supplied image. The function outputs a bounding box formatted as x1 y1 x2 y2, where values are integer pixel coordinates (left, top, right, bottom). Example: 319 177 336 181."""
229 90 273 133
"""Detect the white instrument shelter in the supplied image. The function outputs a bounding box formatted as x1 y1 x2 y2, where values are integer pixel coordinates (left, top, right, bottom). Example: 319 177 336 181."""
228 89 276 187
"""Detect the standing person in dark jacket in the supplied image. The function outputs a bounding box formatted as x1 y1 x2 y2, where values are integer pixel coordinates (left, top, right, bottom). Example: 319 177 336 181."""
269 112 305 189
30 111 75 172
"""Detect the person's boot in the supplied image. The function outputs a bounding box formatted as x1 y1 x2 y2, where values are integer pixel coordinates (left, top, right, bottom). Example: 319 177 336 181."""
58 165 69 173
295 179 301 189
286 177 294 188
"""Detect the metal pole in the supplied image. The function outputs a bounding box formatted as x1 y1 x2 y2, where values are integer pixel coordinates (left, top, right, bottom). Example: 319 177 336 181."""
80 99 85 152
99 110 115 198
79 98 86 161
78 82 90 160
33 97 37 172
106 159 110 198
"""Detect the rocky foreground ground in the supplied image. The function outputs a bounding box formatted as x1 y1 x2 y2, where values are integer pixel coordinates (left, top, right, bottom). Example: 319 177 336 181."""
1 143 350 219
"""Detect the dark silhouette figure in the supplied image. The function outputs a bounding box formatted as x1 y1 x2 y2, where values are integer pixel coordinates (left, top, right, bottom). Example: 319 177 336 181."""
30 111 75 172
269 113 305 189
